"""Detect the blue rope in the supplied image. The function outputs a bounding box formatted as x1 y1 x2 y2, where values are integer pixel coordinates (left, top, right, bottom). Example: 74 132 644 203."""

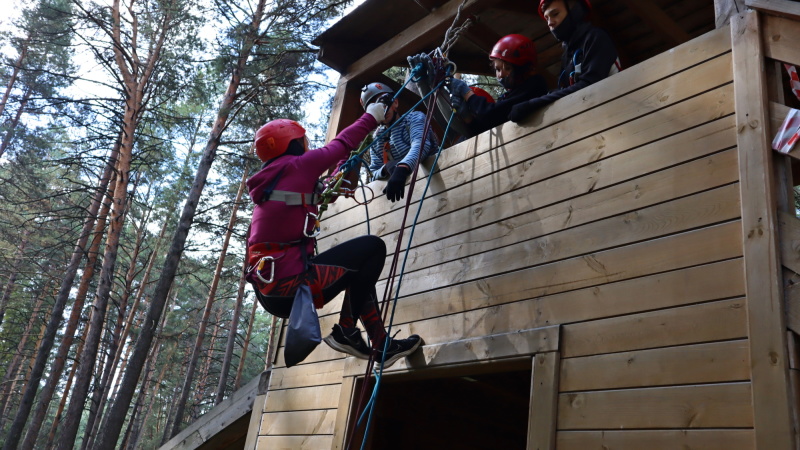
357 108 458 450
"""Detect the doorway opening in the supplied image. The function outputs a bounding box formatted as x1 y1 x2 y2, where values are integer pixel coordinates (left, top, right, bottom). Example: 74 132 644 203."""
346 359 532 450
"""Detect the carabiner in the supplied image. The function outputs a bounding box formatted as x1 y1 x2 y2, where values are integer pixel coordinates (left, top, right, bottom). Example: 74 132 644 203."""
304 211 321 238
254 256 276 284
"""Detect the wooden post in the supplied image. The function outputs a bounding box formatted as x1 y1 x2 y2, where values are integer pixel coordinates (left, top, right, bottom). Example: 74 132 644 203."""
716 0 747 28
527 352 560 450
326 75 364 142
731 11 795 449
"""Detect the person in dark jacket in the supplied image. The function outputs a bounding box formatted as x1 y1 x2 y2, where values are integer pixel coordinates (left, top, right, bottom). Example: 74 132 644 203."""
509 0 619 122
246 105 422 368
448 34 549 137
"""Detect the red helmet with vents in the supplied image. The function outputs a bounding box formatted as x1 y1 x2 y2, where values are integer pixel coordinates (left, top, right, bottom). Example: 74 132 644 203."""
254 119 306 162
489 34 537 67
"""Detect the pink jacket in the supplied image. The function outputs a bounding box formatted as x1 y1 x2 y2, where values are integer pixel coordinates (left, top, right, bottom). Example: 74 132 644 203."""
247 113 378 281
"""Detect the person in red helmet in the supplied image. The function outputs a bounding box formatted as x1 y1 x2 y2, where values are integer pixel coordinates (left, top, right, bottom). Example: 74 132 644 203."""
509 0 620 123
246 106 423 367
447 34 548 137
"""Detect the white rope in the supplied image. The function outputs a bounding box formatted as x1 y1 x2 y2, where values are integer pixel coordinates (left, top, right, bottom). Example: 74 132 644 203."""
440 0 472 56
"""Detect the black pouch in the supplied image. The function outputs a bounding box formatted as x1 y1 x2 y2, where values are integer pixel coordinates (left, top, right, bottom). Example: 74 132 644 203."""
284 283 321 367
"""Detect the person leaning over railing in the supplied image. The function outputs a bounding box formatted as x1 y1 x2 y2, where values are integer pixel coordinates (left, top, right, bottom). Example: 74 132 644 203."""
509 0 621 123
446 34 549 137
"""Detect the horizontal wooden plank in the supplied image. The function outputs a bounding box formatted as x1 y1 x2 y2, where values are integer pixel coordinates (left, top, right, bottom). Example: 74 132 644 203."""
557 383 753 429
322 27 733 222
561 298 748 358
323 93 737 263
279 254 745 371
389 218 742 301
560 340 750 392
276 222 744 368
263 384 341 413
255 434 332 450
754 0 800 26
763 13 800 67
320 58 735 240
380 177 741 282
259 409 336 436
267 360 344 391
372 117 738 270
556 429 755 450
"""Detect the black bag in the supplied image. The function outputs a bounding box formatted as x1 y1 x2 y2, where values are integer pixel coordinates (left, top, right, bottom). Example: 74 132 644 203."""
284 283 321 367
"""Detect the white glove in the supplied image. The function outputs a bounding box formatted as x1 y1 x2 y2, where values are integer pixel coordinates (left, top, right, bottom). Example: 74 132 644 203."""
366 102 386 123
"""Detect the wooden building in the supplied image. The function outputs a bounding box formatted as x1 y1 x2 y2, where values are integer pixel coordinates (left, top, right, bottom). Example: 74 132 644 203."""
240 0 800 448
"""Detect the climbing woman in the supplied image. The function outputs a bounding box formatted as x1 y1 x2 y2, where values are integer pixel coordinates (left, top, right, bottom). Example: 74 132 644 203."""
245 103 423 368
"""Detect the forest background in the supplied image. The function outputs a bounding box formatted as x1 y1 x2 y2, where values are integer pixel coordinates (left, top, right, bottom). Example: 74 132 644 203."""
0 0 361 448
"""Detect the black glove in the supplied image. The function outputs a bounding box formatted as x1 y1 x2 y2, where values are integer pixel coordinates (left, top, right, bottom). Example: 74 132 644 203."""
509 97 548 123
380 159 399 178
383 164 410 202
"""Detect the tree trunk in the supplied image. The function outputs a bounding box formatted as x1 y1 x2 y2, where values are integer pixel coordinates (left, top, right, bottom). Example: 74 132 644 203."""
0 35 29 118
159 346 191 447
57 0 173 443
94 0 269 444
0 232 30 327
235 298 260 390
126 301 175 450
82 199 147 450
169 217 235 437
20 166 116 450
192 309 222 420
216 258 248 404
0 290 46 423
45 312 92 449
3 139 120 450
19 160 118 450
0 87 32 157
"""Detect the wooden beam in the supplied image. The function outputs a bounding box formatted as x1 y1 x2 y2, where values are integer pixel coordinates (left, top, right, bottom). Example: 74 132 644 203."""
243 393 267 450
747 0 800 21
342 0 503 82
732 11 795 449
527 352 560 450
715 0 746 28
779 211 800 275
343 326 560 377
325 75 363 143
786 277 800 337
762 13 800 67
618 0 691 46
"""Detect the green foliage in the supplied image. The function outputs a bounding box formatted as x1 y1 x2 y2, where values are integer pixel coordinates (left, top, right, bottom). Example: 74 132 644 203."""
0 0 354 444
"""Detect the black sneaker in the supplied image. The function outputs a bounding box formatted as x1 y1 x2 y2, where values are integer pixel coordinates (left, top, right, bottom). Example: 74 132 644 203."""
375 334 423 368
323 324 371 359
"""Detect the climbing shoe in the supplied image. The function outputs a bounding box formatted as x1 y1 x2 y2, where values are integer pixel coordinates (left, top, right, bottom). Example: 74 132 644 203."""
323 324 371 359
375 334 423 368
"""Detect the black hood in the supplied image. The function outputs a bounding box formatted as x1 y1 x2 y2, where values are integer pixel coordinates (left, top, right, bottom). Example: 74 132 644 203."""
551 1 589 42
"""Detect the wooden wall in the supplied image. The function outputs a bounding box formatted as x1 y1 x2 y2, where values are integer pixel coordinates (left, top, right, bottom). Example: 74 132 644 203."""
254 23 757 449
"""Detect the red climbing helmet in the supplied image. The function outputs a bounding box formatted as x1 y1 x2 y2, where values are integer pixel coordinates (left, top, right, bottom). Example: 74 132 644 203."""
469 86 495 103
254 119 306 162
538 0 592 19
489 34 537 67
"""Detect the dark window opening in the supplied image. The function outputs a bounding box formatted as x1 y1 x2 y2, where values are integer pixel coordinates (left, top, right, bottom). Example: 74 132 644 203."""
346 360 533 450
